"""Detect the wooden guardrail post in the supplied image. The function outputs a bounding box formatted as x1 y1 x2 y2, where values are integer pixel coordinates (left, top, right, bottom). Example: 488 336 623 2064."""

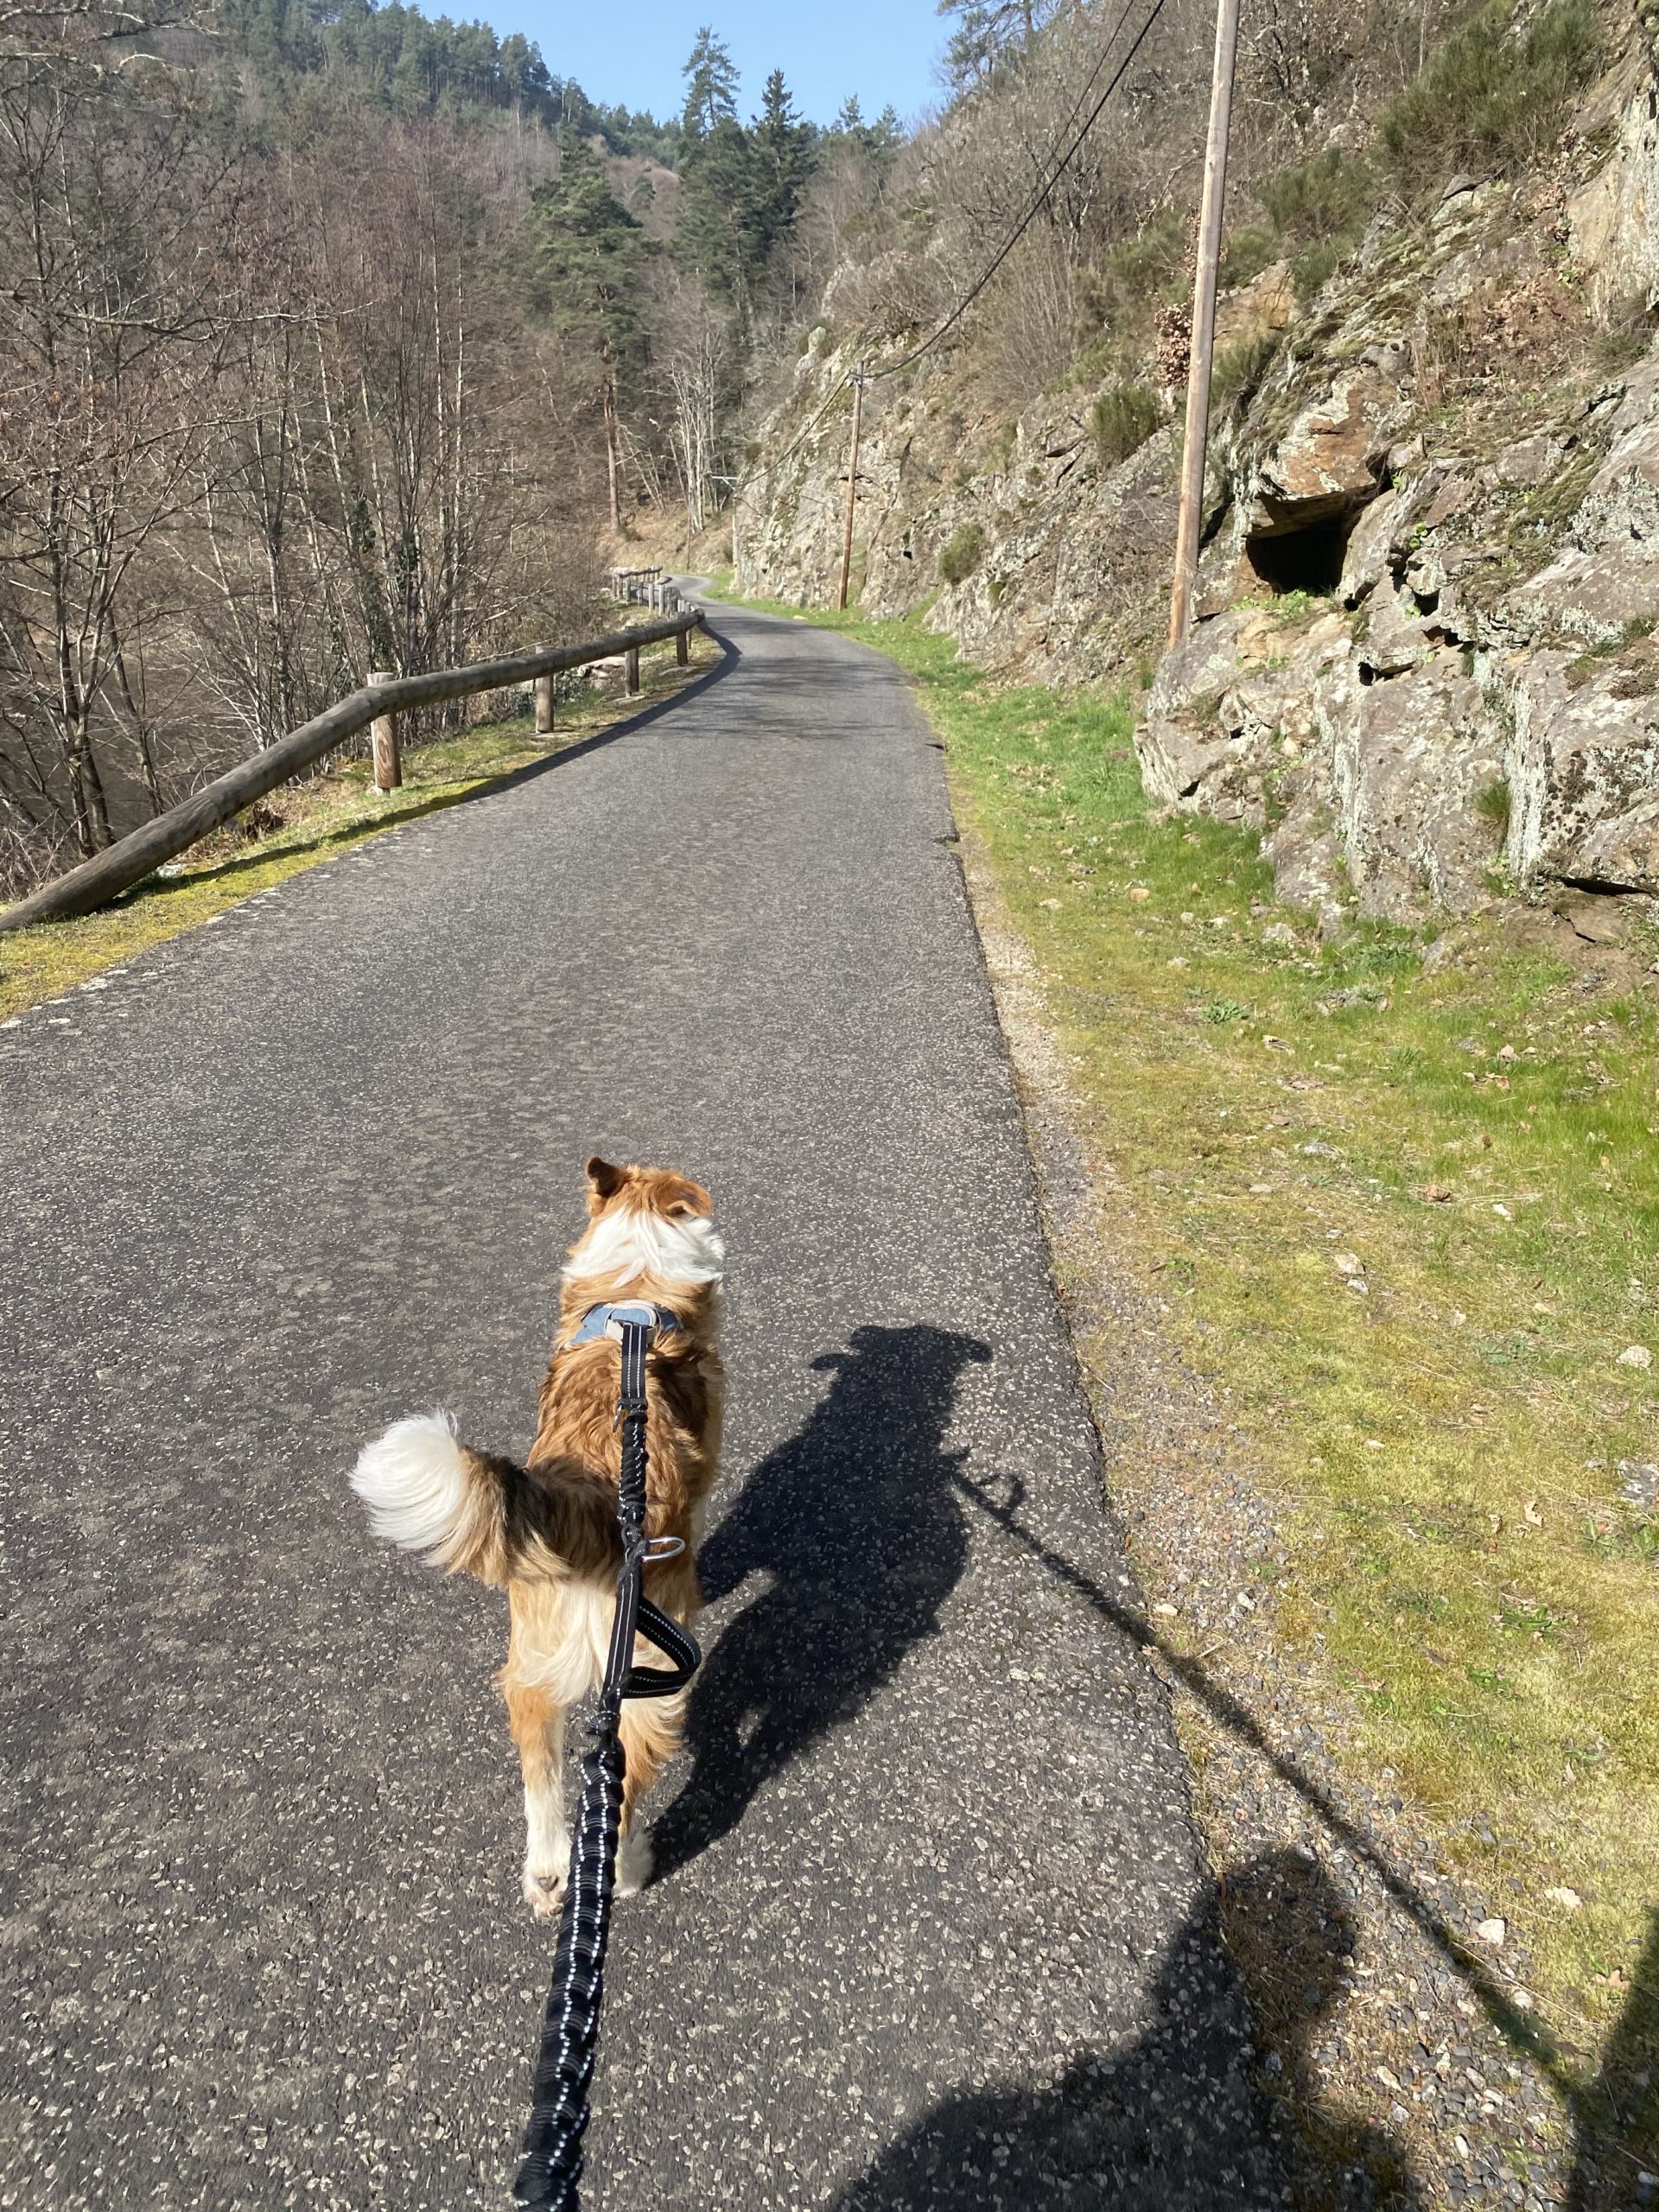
368 671 401 791
625 645 641 696
676 625 690 666
534 671 555 734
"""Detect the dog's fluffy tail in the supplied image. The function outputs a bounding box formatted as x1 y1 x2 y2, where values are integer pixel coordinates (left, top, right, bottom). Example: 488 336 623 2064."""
351 1411 518 1584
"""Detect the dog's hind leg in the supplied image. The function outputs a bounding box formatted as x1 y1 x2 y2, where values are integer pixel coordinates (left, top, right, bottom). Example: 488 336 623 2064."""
615 1692 685 1896
505 1681 568 1918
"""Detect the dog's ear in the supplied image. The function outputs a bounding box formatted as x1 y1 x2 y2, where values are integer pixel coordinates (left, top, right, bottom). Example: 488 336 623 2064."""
586 1156 626 1205
671 1175 713 1219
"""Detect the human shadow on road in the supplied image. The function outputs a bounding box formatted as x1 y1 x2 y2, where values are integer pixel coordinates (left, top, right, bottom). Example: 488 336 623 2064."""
1222 1849 1427 2211
947 1468 1659 2202
947 1470 1590 2102
652 1324 989 1878
829 1847 1424 2212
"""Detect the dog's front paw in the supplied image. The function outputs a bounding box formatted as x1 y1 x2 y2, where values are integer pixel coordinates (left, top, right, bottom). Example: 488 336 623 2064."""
615 1826 653 1897
523 1849 569 1919
523 1867 566 1918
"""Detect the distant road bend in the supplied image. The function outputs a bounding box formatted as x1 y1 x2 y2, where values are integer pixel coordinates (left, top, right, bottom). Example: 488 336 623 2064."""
0 594 1283 2208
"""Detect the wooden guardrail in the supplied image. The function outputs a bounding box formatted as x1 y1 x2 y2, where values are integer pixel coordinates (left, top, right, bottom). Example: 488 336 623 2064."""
0 608 703 934
608 567 687 613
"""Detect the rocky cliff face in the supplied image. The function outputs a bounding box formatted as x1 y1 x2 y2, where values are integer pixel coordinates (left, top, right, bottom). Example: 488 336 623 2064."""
734 38 1659 930
735 340 1180 683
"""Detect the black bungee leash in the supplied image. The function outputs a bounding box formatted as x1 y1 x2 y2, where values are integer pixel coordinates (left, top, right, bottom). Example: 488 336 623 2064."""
511 1302 702 2210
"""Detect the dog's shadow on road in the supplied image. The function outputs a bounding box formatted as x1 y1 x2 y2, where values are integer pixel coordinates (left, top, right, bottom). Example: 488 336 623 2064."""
652 1322 989 1879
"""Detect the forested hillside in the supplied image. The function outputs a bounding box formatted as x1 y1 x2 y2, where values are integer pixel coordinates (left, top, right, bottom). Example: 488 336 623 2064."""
0 0 899 897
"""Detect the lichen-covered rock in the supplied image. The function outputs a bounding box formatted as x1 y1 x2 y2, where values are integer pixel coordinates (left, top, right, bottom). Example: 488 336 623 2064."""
1512 366 1659 641
1509 648 1659 889
736 48 1659 923
1139 601 1506 921
1243 364 1398 537
1334 652 1506 917
1567 46 1659 316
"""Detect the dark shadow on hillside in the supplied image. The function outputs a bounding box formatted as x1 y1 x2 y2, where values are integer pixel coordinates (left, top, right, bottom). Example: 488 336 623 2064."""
651 1324 988 1878
830 1847 1424 2211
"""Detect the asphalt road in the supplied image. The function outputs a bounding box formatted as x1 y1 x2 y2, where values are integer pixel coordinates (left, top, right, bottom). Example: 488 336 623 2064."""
0 600 1284 2209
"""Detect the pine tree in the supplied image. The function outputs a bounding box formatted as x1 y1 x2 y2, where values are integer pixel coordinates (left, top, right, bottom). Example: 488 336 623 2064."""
676 29 753 315
747 69 815 272
680 25 740 137
831 96 903 162
527 130 656 532
937 0 1053 86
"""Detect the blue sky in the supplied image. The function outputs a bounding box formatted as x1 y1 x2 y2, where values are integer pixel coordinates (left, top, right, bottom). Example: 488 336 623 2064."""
488 3 950 128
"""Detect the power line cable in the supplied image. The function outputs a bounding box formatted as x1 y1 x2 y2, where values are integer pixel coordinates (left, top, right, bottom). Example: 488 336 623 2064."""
755 365 862 477
753 0 1169 476
1019 0 1146 206
868 0 1171 380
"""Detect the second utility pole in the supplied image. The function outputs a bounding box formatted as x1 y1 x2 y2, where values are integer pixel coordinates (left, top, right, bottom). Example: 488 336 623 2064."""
1168 0 1242 650
838 370 866 611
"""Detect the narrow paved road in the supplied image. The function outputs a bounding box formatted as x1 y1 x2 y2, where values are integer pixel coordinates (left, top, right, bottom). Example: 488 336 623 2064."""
1 601 1282 2209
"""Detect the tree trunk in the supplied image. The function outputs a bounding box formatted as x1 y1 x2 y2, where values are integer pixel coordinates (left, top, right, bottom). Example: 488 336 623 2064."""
111 628 164 815
602 375 623 536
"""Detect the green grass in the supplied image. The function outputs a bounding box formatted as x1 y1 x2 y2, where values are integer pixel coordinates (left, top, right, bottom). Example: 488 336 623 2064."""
0 639 712 1024
1219 147 1377 308
713 585 1659 2093
1211 329 1281 413
1088 381 1163 467
938 521 988 585
1380 0 1601 192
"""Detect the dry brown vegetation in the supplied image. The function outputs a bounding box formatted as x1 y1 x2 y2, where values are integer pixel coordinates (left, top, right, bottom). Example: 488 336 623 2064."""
0 11 620 899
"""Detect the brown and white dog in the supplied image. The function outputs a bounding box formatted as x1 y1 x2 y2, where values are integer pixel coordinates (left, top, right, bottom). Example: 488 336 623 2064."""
349 1156 724 1912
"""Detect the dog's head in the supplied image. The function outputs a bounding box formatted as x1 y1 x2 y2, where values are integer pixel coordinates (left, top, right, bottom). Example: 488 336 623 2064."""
566 1156 724 1287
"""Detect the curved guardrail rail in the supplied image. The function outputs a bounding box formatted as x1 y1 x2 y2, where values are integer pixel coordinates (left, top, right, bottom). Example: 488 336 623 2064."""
0 608 703 934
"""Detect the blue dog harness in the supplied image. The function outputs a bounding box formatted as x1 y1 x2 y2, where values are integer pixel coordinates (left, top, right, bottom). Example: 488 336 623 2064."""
567 1299 687 1348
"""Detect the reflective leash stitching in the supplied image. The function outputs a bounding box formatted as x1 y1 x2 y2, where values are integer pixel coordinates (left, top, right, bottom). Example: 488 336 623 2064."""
512 1306 702 2210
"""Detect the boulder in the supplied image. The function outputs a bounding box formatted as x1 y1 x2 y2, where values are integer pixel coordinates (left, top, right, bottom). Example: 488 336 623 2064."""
1243 365 1398 538
1215 261 1297 349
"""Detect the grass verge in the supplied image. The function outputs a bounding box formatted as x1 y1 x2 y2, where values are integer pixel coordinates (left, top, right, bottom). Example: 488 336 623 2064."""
0 637 713 1026
715 588 1657 2120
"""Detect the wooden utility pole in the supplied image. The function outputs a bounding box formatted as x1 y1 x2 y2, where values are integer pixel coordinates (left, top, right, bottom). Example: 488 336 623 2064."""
838 371 866 612
1168 0 1242 651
